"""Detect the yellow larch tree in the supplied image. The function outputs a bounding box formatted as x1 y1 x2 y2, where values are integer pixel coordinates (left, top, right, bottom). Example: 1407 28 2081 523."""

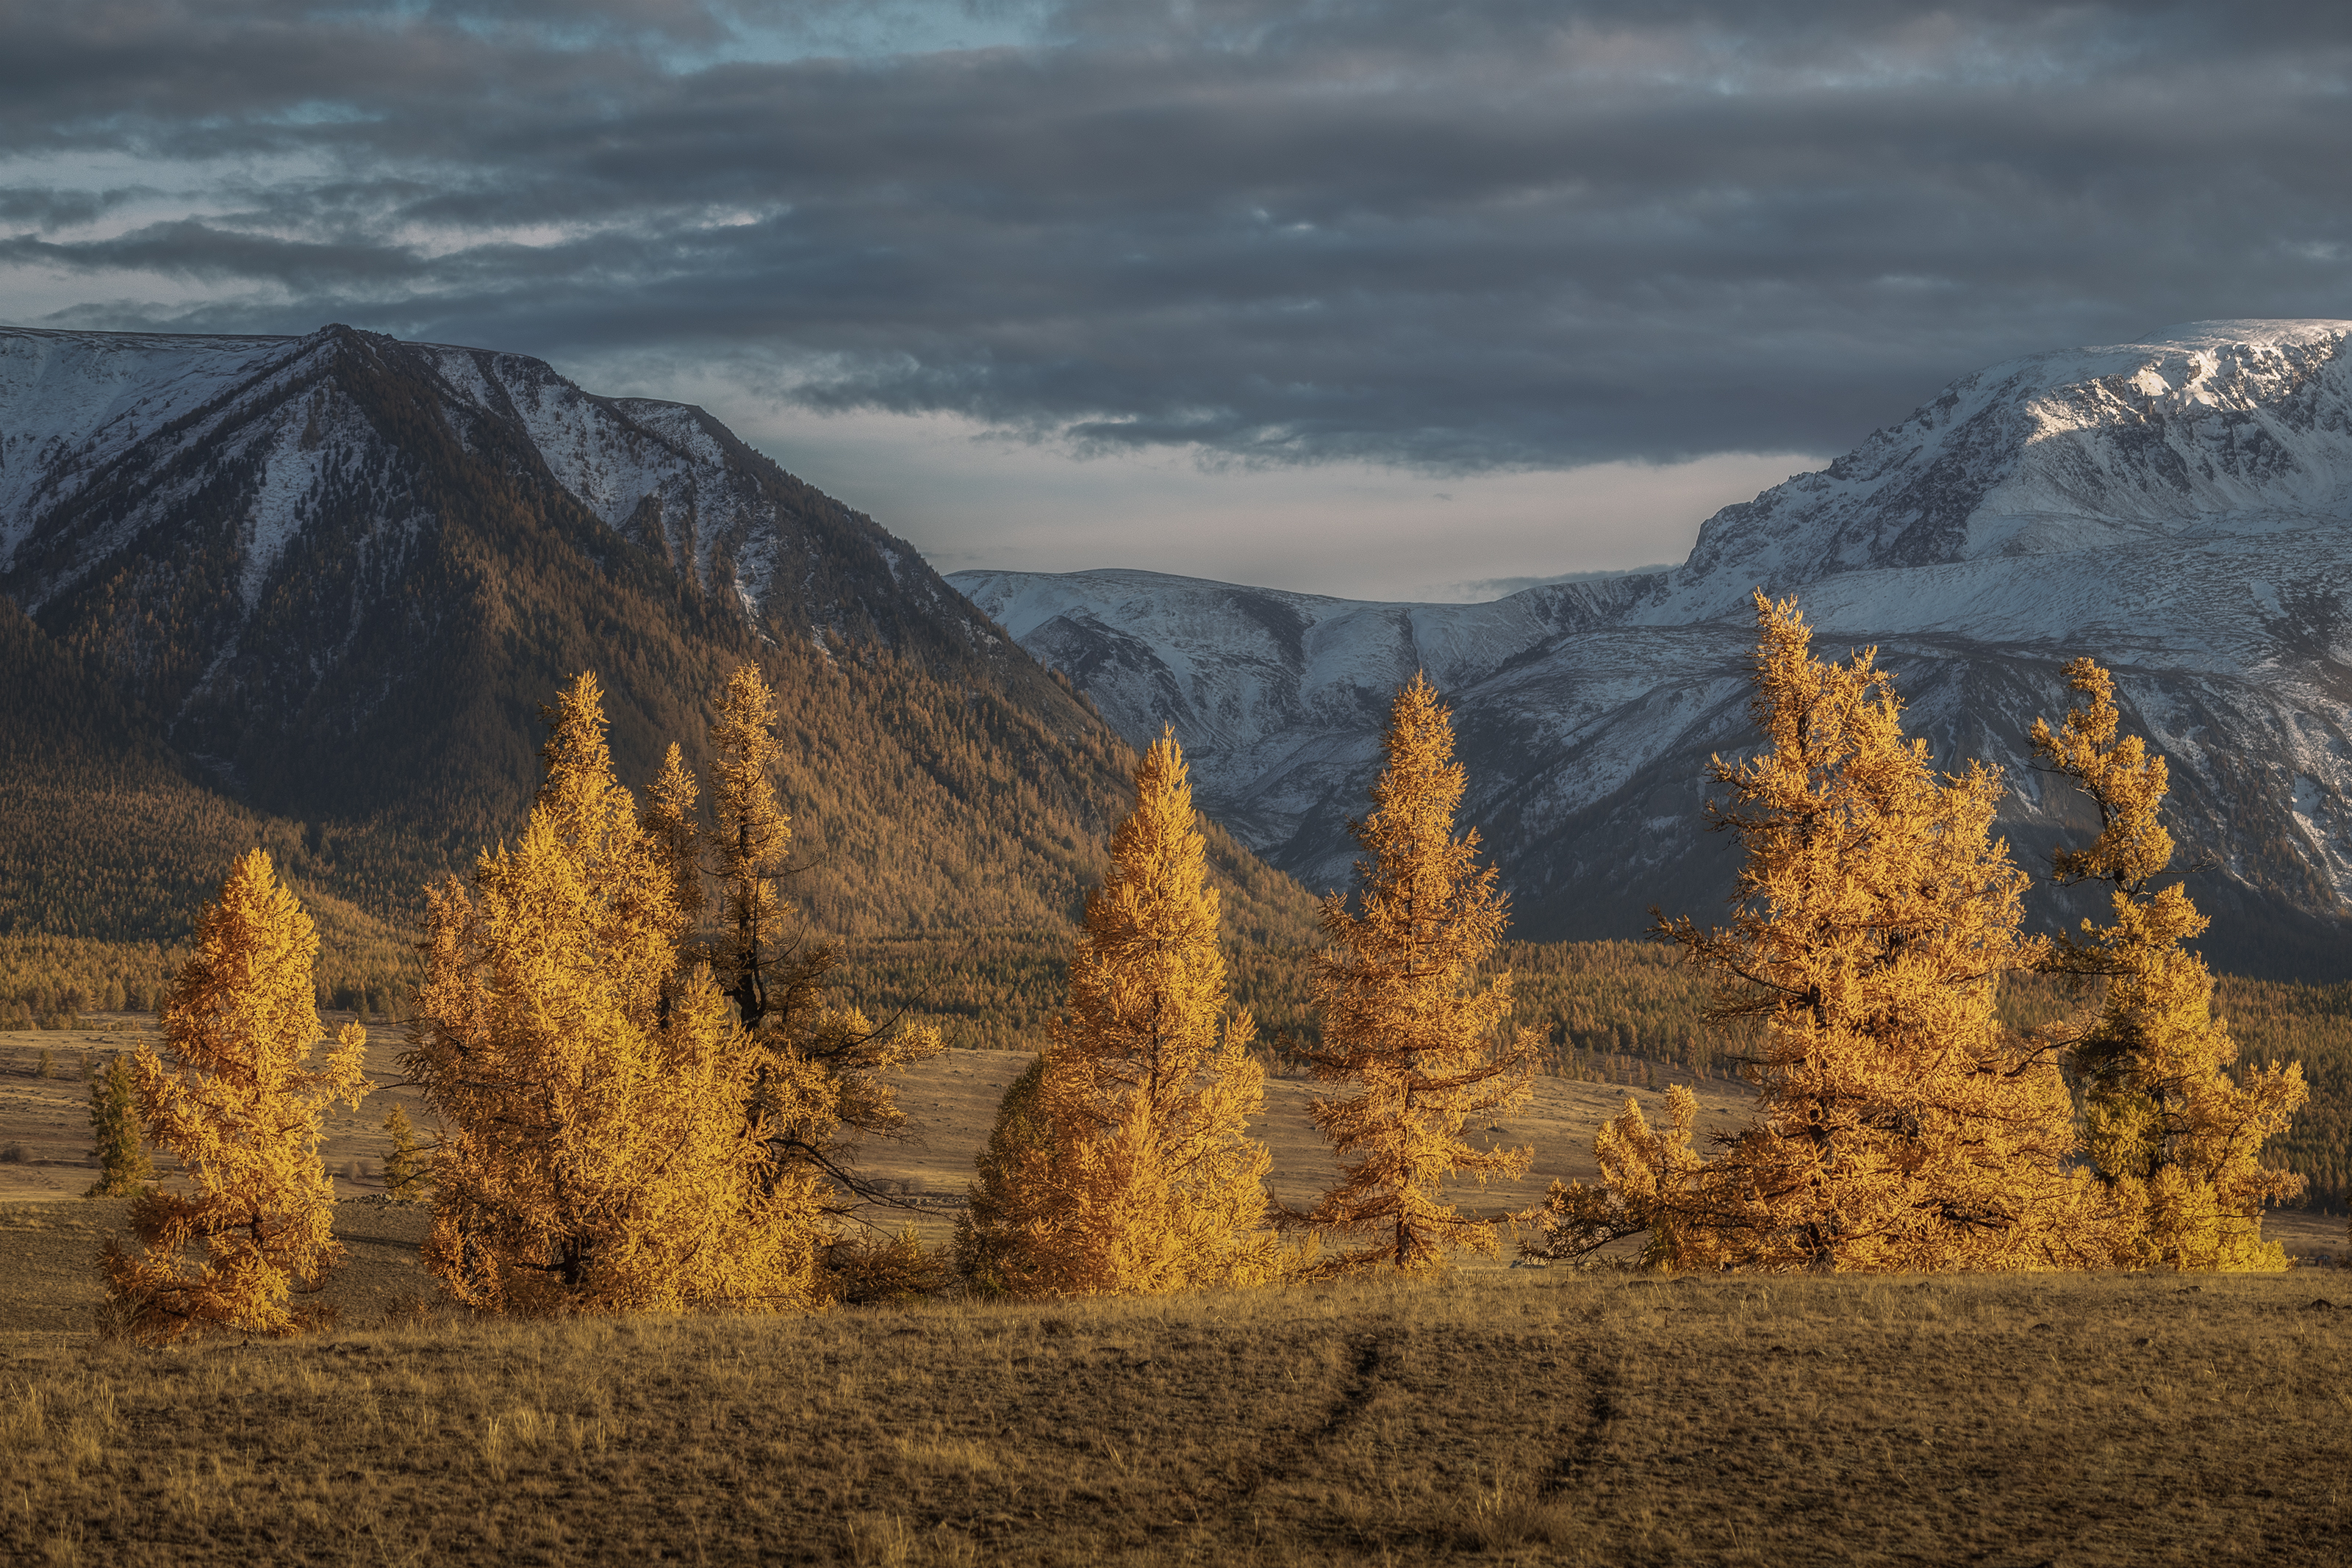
406 672 825 1315
956 732 1283 1296
85 1051 152 1198
1532 594 2101 1272
709 662 795 1029
667 663 942 1209
1298 675 1537 1274
102 849 370 1342
642 741 706 943
2030 657 2307 1270
381 1104 426 1204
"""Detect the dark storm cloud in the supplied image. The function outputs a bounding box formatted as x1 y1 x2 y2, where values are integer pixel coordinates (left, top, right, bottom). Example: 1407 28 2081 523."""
6 0 2352 467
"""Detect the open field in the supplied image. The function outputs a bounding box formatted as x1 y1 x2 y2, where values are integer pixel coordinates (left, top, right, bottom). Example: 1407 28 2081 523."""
0 1023 1744 1223
1 1221 2348 1566
4 1026 2351 1563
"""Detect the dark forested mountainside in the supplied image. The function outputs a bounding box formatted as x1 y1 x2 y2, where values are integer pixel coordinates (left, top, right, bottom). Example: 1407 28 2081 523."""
0 325 1319 974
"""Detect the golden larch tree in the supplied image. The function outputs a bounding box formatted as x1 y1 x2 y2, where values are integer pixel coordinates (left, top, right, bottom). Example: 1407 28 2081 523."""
709 662 797 1028
1532 594 2100 1272
2031 657 2306 1270
406 672 826 1315
102 849 370 1341
957 732 1283 1296
1299 675 1537 1274
642 741 706 940
956 1054 1051 1294
659 663 941 1208
381 1104 426 1203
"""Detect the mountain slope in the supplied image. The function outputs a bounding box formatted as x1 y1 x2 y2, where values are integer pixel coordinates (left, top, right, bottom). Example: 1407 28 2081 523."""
951 321 2352 980
0 324 1316 959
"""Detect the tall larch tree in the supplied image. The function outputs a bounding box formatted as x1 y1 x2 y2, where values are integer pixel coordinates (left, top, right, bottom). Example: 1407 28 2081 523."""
406 673 825 1315
2031 658 2307 1270
1299 675 1537 1275
664 663 942 1209
102 850 370 1342
709 663 796 1029
1532 594 2101 1272
957 732 1283 1296
642 741 706 951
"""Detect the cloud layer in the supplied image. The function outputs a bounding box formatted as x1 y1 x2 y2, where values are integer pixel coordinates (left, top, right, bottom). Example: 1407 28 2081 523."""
5 1 2351 478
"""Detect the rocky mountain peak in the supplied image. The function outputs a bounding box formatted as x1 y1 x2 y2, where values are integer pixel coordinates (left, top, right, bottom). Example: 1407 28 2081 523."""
1664 319 2352 619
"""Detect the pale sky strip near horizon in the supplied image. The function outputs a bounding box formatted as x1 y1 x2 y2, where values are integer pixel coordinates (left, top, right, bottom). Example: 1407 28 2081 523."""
4 1 2348 601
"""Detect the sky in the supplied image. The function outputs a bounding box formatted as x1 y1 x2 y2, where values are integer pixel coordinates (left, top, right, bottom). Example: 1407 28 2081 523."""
4 1 2350 601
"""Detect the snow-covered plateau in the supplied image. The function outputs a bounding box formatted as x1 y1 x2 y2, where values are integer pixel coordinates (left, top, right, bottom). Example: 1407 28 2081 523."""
950 322 2352 974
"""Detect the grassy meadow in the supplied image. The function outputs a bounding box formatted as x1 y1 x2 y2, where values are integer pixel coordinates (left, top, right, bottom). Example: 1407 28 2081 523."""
12 932 2352 1206
3 1022 2349 1564
2 1210 2348 1566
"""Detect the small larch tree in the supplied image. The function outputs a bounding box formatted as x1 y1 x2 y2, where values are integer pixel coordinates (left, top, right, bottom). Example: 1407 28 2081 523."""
85 1052 152 1198
1299 675 1537 1274
956 1055 1051 1294
381 1104 426 1204
2031 657 2307 1270
408 672 826 1315
1532 594 2101 1272
102 849 370 1342
958 733 1283 1296
711 663 792 1027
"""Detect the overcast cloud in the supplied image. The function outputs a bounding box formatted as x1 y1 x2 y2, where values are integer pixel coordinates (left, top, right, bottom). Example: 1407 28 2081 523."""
4 1 2349 597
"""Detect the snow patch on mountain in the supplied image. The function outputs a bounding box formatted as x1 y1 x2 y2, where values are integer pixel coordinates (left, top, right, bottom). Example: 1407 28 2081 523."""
0 330 293 562
242 415 325 610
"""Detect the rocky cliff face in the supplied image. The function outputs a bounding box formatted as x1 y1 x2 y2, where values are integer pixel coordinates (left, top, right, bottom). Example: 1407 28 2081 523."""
952 322 2352 978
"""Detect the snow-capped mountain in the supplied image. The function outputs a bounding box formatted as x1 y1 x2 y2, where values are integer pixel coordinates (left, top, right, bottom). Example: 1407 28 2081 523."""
0 323 1175 943
953 322 2352 978
0 322 1036 796
1 323 982 669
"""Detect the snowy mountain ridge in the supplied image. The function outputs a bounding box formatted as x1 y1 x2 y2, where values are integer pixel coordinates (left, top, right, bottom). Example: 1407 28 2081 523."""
0 326 979 638
0 322 1097 888
952 321 2352 976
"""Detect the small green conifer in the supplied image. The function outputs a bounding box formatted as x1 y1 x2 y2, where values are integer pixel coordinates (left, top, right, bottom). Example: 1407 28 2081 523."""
85 1054 153 1198
381 1104 426 1203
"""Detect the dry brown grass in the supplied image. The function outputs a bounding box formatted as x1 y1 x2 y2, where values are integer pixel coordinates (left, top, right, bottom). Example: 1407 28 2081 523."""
12 1032 2342 1265
5 1032 2348 1564
1 1204 2348 1567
